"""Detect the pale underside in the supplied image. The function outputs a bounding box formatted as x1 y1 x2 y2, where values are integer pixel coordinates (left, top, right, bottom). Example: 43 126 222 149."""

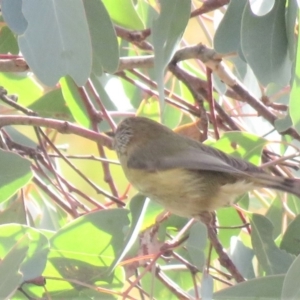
121 162 256 217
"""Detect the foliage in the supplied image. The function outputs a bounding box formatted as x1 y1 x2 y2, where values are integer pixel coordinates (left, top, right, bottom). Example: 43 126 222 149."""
0 0 300 299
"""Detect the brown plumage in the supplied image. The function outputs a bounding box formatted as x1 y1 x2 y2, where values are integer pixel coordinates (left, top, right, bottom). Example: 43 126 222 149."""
114 117 300 218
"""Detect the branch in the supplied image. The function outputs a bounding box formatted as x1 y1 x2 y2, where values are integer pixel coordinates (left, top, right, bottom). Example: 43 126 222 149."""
191 0 230 17
114 25 153 51
118 55 153 72
200 212 245 283
118 46 300 141
0 115 113 149
0 58 29 72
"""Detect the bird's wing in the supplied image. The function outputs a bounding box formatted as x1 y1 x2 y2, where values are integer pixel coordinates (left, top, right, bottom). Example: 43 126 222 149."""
127 145 256 175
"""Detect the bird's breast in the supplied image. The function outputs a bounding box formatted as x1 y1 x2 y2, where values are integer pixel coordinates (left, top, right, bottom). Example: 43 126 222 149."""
118 149 256 217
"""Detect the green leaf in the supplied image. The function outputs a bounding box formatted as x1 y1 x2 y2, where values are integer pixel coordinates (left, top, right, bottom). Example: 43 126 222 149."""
0 73 42 107
158 214 190 242
0 224 49 281
274 114 293 133
137 95 161 121
287 194 300 215
285 0 298 59
214 0 247 54
49 208 130 266
60 76 90 128
230 56 261 98
18 0 92 86
208 131 267 165
250 214 294 275
37 192 69 231
186 222 207 270
200 273 214 300
2 0 28 34
108 195 150 274
83 0 119 75
5 126 37 149
213 72 227 95
0 26 19 54
162 79 184 128
29 88 73 120
266 196 283 238
217 207 243 248
280 214 300 255
136 0 159 28
102 0 144 30
45 209 129 292
0 149 32 203
0 234 30 299
281 253 300 299
214 274 284 299
152 0 191 107
241 0 291 87
0 198 27 225
140 198 164 230
289 10 300 134
230 238 255 279
45 267 124 299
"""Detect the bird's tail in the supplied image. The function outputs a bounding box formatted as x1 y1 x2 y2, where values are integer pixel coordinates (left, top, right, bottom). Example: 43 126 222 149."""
252 173 300 198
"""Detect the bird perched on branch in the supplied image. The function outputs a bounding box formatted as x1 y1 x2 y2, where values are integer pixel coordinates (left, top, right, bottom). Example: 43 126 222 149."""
114 116 300 218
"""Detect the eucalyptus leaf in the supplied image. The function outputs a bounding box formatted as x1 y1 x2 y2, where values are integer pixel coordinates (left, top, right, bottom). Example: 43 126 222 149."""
214 0 247 54
47 209 129 286
186 222 207 270
281 254 300 299
19 0 92 86
0 26 19 54
60 76 90 128
152 0 191 107
280 214 300 256
0 224 49 281
214 274 284 299
241 0 291 87
0 234 29 299
83 0 119 75
289 10 300 134
2 0 27 34
102 0 144 30
250 214 294 275
0 149 32 203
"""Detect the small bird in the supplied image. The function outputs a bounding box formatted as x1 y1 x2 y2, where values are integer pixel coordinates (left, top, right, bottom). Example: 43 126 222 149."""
114 116 300 218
